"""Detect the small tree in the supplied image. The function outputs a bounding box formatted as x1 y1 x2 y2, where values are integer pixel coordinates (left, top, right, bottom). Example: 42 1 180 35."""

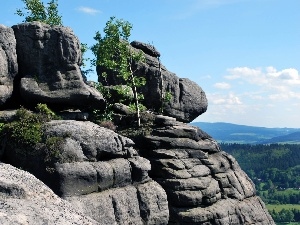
16 0 62 26
92 17 146 126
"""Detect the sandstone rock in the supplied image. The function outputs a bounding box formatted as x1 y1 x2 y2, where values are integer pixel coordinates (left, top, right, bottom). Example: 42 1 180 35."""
135 120 275 224
131 40 161 57
44 120 135 161
0 110 17 122
56 162 98 197
97 42 207 122
136 181 169 224
12 22 104 109
66 181 169 225
0 163 100 225
0 25 18 106
0 119 169 224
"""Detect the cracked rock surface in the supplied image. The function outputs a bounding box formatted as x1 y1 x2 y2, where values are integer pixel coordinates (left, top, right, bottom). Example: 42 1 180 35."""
1 120 169 225
12 22 104 109
135 116 275 225
0 163 100 225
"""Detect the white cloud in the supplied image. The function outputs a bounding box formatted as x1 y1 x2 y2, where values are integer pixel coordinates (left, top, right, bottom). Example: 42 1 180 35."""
200 66 300 127
214 82 231 89
77 7 101 15
209 93 242 105
225 67 300 98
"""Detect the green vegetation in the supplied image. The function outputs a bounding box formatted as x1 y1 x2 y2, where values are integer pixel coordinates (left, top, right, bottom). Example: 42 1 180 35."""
268 205 300 224
16 0 62 26
1 107 43 147
220 143 300 223
92 17 146 126
0 104 59 148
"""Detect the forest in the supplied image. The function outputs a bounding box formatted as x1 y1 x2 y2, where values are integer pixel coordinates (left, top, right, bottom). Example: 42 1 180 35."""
220 143 300 224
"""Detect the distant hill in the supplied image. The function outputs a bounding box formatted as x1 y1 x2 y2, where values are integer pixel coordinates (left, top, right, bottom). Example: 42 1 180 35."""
191 122 300 144
258 131 300 144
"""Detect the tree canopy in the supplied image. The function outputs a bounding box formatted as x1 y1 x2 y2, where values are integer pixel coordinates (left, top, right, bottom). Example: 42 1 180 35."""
92 17 146 126
16 0 62 26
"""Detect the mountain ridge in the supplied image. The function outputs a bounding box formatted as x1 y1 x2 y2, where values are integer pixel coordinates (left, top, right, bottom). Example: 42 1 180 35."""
191 122 300 144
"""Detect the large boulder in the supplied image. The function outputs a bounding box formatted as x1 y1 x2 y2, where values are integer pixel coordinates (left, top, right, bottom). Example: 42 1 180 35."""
97 41 207 123
12 22 104 109
133 116 275 225
0 25 18 106
0 163 100 225
0 119 169 224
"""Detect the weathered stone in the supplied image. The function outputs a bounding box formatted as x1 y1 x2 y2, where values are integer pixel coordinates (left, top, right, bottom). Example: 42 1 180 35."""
167 190 203 207
187 165 211 177
137 181 169 225
67 181 169 225
128 156 151 182
67 191 116 225
91 161 114 191
134 120 274 224
143 135 220 152
0 163 99 225
44 120 134 161
0 25 18 105
131 41 161 57
59 109 89 121
55 162 98 197
12 22 104 109
171 197 274 225
202 152 233 174
159 176 213 191
0 110 17 122
109 158 132 188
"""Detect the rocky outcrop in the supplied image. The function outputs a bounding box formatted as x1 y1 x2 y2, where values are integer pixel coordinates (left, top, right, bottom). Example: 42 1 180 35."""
12 22 104 109
0 25 18 106
97 41 207 123
1 120 169 225
0 162 100 225
0 21 275 224
134 116 275 225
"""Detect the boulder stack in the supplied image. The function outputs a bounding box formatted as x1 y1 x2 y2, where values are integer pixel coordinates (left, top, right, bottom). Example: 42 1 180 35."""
12 22 104 109
135 116 275 224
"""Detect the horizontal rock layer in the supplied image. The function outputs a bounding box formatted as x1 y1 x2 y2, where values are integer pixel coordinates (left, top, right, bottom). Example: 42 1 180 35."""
135 116 275 225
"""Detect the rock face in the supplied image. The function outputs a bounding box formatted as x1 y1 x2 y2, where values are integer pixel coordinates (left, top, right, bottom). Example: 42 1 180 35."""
134 116 275 225
12 22 104 109
0 25 18 105
0 162 100 225
1 120 169 225
0 22 275 224
97 41 208 123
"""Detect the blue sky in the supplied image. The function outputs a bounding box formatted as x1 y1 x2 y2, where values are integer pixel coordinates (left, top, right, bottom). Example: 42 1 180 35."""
1 0 299 128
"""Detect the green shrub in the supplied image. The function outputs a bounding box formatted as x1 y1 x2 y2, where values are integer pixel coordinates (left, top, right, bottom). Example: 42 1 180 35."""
1 107 43 147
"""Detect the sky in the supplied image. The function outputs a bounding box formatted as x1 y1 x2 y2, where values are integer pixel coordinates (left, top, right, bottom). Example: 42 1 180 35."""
1 0 299 128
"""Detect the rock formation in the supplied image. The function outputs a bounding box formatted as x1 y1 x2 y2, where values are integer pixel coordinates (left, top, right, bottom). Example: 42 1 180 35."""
1 120 169 225
0 22 275 224
134 116 274 224
97 41 208 123
0 25 18 106
12 22 104 109
0 163 100 225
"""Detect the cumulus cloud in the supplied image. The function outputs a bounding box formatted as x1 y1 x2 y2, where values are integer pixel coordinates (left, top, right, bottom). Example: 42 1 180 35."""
224 66 300 101
226 66 299 85
77 7 101 15
209 93 242 105
214 82 231 89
